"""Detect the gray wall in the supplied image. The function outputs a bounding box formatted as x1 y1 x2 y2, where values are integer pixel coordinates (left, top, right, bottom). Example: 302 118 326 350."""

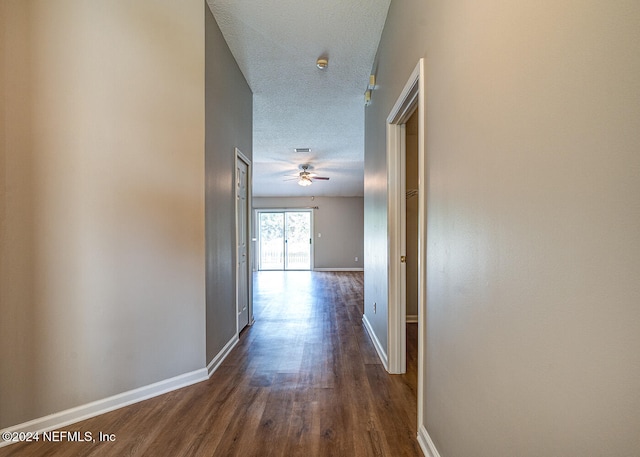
365 1 640 456
253 197 364 270
0 0 206 429
205 7 253 362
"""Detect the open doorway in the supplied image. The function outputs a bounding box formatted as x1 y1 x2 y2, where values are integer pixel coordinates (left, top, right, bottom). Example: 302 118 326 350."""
386 58 428 445
257 210 313 271
405 109 420 381
405 111 419 325
387 60 424 375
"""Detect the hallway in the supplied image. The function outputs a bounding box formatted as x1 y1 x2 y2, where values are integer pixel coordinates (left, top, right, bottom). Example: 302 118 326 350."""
1 272 421 457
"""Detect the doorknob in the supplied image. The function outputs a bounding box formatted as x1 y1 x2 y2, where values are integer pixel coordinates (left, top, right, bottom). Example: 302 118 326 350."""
400 256 406 263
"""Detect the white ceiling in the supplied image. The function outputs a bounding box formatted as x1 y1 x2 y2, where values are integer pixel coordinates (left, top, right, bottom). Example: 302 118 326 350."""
207 0 391 197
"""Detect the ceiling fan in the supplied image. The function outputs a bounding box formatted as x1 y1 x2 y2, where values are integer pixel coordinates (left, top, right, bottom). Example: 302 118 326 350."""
286 164 330 187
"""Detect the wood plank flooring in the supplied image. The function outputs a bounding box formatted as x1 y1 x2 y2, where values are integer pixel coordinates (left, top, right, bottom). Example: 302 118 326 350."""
1 271 421 457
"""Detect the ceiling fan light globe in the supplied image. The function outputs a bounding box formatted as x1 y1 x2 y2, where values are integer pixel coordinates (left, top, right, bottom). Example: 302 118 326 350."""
298 177 312 186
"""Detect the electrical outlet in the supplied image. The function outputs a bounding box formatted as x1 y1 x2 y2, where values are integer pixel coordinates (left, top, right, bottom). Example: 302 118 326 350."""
355 256 358 262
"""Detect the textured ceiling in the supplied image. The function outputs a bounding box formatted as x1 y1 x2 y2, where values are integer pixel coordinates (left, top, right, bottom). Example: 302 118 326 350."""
207 0 390 196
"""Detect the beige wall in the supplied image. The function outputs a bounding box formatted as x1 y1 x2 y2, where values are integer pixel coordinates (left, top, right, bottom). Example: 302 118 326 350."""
253 197 364 270
0 0 205 429
365 0 640 455
204 7 253 361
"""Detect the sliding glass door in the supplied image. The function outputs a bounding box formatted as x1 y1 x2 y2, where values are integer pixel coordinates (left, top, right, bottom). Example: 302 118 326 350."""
259 212 285 270
258 211 312 270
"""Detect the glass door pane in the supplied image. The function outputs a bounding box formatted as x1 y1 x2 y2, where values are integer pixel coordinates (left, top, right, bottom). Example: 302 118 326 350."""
285 212 311 270
259 212 284 270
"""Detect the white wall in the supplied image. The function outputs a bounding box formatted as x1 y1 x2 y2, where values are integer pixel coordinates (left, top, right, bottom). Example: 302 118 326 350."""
253 197 364 270
0 0 205 429
365 1 640 455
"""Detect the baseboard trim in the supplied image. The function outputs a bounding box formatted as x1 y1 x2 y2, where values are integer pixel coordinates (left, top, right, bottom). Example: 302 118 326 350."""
207 334 239 377
313 267 364 272
1 334 242 449
406 314 418 323
362 314 389 370
0 368 208 448
417 424 442 457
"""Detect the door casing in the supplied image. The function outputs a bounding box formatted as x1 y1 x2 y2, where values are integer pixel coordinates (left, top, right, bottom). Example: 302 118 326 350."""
386 59 427 438
235 148 253 333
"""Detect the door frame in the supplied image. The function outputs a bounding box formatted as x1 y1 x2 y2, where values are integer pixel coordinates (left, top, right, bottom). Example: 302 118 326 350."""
386 59 427 433
255 208 314 271
235 148 253 333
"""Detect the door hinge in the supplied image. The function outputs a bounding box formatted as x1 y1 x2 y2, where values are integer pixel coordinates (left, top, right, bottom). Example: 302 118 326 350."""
400 255 407 263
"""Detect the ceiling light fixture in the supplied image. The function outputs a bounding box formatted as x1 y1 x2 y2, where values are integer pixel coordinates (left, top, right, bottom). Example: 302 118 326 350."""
316 57 328 70
298 175 313 186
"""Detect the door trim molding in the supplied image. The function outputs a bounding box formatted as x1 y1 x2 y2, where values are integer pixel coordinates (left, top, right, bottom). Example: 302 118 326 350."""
387 61 421 374
235 148 253 334
386 59 427 433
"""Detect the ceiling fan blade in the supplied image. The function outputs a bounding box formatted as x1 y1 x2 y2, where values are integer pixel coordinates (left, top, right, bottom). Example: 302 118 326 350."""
312 176 330 180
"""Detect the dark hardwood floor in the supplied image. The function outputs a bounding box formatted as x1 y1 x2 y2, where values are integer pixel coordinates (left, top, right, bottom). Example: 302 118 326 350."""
1 271 421 456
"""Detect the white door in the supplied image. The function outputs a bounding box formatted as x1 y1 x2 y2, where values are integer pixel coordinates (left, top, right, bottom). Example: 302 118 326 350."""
236 157 249 332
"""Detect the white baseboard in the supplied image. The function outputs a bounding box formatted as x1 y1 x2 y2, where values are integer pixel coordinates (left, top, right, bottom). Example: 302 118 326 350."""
0 368 207 448
406 314 418 323
207 334 239 377
313 267 364 272
418 424 442 457
362 314 388 370
0 334 242 449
